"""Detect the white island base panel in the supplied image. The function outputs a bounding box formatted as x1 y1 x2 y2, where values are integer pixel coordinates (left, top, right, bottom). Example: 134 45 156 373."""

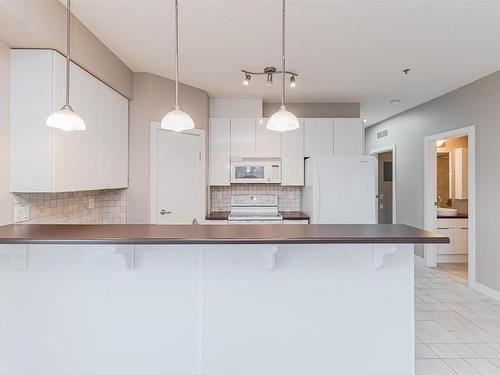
0 243 414 375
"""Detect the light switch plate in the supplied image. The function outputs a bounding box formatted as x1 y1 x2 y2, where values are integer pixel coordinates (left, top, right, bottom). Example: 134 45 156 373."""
14 205 29 223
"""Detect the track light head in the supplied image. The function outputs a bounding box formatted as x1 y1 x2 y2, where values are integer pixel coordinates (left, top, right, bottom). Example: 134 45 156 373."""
289 75 296 88
243 73 251 86
266 73 273 86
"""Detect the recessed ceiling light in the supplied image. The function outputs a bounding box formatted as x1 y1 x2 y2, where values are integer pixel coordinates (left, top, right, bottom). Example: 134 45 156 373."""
362 118 368 123
390 99 401 104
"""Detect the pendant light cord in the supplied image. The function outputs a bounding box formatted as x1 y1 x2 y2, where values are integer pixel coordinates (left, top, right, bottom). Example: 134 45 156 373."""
281 0 286 108
175 0 179 109
66 0 71 107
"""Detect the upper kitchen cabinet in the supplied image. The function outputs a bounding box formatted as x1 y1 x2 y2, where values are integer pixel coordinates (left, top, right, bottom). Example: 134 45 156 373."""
10 49 129 192
209 118 231 186
230 117 255 157
304 118 334 157
281 118 304 186
333 118 364 155
453 148 468 199
255 118 281 157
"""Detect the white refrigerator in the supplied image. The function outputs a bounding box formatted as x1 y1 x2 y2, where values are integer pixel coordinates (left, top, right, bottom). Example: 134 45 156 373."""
302 156 378 224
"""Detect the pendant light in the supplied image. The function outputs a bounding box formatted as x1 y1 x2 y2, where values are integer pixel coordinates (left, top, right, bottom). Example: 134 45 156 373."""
161 0 194 132
267 0 299 132
46 0 86 132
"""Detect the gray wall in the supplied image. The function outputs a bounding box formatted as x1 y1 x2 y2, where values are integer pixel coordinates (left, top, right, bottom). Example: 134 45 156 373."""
0 41 10 225
365 70 500 293
0 0 133 98
263 103 360 118
128 72 209 223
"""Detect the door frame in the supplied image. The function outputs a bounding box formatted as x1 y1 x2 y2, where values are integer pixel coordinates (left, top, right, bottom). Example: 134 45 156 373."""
423 126 476 285
369 144 397 224
150 122 206 224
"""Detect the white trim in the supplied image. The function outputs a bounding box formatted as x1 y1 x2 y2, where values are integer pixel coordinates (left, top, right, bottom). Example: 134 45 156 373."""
150 122 206 224
369 144 397 224
469 281 500 303
423 126 476 286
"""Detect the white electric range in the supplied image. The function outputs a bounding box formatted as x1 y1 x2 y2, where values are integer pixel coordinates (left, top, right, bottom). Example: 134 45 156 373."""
228 195 283 224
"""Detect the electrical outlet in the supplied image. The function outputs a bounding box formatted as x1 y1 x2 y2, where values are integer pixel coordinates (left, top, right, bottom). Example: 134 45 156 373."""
14 205 29 223
88 198 95 209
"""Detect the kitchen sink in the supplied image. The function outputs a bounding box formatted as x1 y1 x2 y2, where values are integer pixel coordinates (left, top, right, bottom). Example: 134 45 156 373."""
437 207 458 217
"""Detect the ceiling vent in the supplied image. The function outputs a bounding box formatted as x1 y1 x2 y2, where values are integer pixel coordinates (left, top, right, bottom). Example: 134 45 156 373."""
376 129 389 140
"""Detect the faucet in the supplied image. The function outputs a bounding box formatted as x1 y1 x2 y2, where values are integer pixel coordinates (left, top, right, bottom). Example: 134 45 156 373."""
437 195 443 208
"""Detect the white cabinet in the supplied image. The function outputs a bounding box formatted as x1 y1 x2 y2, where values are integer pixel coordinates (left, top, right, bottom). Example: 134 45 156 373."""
454 148 468 199
333 118 364 155
304 118 334 157
209 118 231 186
281 118 304 186
10 49 129 192
230 117 255 157
255 118 281 157
437 218 468 256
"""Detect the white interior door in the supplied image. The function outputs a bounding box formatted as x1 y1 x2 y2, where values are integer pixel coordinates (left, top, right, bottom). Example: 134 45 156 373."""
156 130 204 224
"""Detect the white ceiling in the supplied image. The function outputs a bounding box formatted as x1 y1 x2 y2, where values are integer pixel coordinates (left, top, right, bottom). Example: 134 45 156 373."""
68 0 500 125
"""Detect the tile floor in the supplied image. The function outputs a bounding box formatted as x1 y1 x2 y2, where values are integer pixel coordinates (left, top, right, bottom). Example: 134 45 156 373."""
415 257 500 374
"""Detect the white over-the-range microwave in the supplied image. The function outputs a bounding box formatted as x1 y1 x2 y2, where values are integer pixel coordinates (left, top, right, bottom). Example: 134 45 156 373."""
230 158 281 184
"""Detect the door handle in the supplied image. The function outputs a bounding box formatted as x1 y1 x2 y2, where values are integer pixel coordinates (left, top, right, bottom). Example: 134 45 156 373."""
160 209 172 215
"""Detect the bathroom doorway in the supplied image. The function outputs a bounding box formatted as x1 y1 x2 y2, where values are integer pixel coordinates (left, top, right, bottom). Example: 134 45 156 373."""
370 145 397 224
423 126 476 286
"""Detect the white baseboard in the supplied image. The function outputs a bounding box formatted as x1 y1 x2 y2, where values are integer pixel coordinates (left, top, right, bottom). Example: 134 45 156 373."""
469 281 500 302
437 254 467 263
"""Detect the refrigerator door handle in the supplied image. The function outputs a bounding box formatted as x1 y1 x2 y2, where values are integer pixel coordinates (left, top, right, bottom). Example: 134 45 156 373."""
314 171 320 223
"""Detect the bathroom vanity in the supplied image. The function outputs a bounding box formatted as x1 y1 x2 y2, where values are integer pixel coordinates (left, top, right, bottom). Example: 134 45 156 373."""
0 224 447 375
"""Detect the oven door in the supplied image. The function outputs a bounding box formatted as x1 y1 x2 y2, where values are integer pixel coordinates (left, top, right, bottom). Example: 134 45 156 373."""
231 163 268 183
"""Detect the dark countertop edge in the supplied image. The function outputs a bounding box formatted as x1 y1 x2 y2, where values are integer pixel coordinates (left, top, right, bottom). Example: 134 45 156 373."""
0 224 449 245
0 238 449 245
437 215 468 219
205 211 310 220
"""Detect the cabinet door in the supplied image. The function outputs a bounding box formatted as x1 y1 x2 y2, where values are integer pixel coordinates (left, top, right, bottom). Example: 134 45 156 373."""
230 117 255 157
54 63 100 191
454 148 468 199
99 82 129 189
255 118 281 157
452 228 468 254
10 50 56 192
333 118 364 155
304 118 333 157
281 118 304 186
436 228 453 255
209 118 231 186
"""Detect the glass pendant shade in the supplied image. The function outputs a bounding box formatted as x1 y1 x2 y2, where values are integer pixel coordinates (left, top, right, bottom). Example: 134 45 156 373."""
161 106 195 132
267 105 299 132
46 105 86 132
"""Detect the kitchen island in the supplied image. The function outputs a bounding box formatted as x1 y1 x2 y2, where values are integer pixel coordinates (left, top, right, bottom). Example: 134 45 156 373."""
0 224 447 375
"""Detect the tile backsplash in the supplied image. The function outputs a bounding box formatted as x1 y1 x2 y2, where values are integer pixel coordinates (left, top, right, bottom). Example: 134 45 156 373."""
12 189 127 224
210 185 301 211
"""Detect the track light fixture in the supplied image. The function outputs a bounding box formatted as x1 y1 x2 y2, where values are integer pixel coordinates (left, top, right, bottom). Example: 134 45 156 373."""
243 73 251 86
241 66 297 88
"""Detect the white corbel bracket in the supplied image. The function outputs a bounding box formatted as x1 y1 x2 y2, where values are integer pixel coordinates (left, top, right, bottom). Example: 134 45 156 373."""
0 244 28 270
84 245 136 270
112 245 135 270
268 245 279 271
373 245 398 270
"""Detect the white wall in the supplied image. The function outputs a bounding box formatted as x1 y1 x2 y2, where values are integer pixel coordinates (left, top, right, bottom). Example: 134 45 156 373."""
365 69 500 293
0 41 10 225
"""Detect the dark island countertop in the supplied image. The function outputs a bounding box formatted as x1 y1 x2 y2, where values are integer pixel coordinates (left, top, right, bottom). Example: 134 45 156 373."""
205 211 310 221
0 224 449 245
